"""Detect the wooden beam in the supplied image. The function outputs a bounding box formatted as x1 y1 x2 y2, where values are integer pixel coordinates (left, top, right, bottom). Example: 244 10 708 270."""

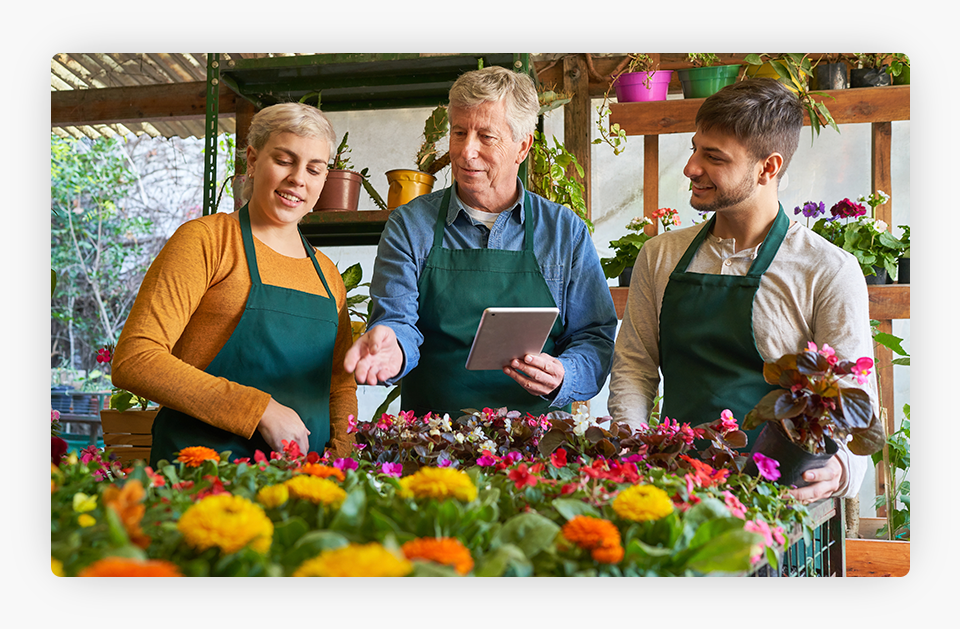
52 81 237 128
872 121 893 227
845 539 909 577
644 136 660 228
563 54 592 218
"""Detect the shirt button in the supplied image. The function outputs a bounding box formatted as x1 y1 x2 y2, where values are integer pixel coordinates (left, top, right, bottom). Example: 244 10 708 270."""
724 259 732 266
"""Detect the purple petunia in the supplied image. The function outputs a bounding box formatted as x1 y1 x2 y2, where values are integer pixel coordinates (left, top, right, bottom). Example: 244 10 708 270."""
752 452 781 482
794 201 826 218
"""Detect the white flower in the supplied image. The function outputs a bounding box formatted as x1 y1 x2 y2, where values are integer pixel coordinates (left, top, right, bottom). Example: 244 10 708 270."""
455 433 465 444
868 219 888 234
572 411 593 437
480 440 497 453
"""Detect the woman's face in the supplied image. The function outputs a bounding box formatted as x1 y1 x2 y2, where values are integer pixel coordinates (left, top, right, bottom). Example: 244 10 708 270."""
245 131 330 228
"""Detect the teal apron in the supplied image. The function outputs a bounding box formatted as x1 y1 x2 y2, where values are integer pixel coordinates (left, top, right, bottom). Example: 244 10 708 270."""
150 204 339 465
659 206 789 451
400 185 567 417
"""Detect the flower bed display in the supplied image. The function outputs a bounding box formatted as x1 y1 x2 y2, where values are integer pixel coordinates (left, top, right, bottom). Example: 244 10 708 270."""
51 408 816 577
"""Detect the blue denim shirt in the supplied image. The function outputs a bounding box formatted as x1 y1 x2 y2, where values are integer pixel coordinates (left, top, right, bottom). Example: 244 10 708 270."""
368 179 617 407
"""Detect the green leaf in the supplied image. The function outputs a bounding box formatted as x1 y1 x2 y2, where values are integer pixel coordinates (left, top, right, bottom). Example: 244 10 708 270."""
473 543 531 577
283 530 350 568
551 498 601 521
273 516 309 549
328 485 367 532
495 512 561 559
685 528 764 574
340 263 363 290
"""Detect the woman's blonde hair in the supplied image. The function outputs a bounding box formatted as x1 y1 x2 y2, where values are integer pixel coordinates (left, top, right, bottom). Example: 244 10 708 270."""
241 102 337 202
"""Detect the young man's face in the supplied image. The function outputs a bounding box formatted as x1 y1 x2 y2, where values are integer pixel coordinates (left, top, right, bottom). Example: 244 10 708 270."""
683 128 764 213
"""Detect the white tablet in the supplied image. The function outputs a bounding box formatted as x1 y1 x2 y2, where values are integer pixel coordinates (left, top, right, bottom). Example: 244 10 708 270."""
464 307 560 371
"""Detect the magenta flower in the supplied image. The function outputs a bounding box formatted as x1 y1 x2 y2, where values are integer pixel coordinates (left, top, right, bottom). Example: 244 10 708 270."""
719 409 738 434
752 452 781 482
476 450 497 467
381 462 403 478
347 414 358 434
334 457 359 472
96 346 113 364
854 357 874 384
722 490 747 519
829 198 867 220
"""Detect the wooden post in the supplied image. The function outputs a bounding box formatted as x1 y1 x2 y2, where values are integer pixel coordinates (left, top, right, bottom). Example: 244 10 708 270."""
644 135 659 235
563 54 592 218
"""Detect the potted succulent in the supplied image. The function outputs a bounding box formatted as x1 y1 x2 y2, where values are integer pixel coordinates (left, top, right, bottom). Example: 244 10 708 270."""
385 104 448 210
677 54 740 99
850 54 892 87
743 53 839 144
601 208 681 286
315 132 387 212
742 344 884 487
808 191 905 283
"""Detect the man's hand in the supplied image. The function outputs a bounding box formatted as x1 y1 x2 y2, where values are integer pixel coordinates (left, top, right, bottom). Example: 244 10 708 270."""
788 455 843 504
503 352 564 397
257 397 310 454
344 324 404 385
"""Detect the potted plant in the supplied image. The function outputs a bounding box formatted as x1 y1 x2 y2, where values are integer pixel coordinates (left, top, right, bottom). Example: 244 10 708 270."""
743 53 839 144
808 191 905 283
896 224 910 284
385 104 448 210
742 344 885 487
315 132 387 212
93 345 159 465
677 54 740 99
611 54 674 103
811 53 848 90
601 208 681 286
887 53 910 85
528 131 591 232
850 54 892 87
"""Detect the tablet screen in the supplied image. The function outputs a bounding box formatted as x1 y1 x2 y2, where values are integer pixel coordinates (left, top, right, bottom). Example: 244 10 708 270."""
464 307 559 370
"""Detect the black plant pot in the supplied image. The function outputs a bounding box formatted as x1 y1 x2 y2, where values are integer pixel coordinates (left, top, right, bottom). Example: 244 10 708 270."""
864 266 888 285
898 257 910 284
850 66 891 88
618 266 633 287
743 422 839 488
814 63 848 90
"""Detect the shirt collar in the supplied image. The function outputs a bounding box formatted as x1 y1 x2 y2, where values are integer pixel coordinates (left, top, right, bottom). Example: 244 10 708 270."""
448 177 526 226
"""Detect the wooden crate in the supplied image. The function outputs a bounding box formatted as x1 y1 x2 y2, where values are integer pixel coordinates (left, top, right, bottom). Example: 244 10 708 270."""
100 409 157 466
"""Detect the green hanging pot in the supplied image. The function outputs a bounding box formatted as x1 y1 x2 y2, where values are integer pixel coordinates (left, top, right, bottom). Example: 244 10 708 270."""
677 64 741 99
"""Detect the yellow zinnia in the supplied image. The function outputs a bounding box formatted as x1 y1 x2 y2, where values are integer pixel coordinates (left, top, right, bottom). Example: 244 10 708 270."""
612 484 675 522
256 484 289 509
293 542 412 577
398 467 477 503
284 475 347 507
177 494 273 554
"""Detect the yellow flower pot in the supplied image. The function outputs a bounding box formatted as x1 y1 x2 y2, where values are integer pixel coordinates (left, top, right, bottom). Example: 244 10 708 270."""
385 169 436 210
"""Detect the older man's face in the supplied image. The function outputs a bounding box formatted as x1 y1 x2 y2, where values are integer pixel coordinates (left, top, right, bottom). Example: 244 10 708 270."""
448 99 533 213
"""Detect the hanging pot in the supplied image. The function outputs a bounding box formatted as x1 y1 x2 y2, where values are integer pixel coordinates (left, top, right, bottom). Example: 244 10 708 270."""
677 64 741 99
864 265 888 285
744 62 780 80
314 169 363 212
743 421 839 488
897 256 910 284
614 70 673 102
813 63 848 90
385 169 436 210
618 266 633 287
850 66 891 88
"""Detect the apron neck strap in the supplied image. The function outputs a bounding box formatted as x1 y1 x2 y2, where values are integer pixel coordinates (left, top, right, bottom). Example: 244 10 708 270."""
239 204 333 294
434 184 534 250
674 204 789 277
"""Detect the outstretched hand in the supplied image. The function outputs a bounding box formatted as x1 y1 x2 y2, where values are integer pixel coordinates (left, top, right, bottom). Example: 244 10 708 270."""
503 352 564 398
344 324 404 386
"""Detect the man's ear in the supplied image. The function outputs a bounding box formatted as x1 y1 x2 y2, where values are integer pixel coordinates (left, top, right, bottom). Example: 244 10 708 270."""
757 152 784 186
516 132 535 164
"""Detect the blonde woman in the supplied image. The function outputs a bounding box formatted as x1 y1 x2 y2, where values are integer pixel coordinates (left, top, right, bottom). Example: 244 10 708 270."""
112 102 357 465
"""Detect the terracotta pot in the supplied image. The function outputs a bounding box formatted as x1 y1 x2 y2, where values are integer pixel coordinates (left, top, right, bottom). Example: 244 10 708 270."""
385 169 436 210
743 421 839 488
314 169 363 212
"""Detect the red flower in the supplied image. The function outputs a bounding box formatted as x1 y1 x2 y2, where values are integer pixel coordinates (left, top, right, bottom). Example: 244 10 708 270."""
282 439 302 459
254 450 268 464
306 451 321 464
550 448 568 468
560 483 579 495
508 463 539 490
679 455 729 489
51 436 68 465
194 475 229 500
172 480 194 491
96 346 113 364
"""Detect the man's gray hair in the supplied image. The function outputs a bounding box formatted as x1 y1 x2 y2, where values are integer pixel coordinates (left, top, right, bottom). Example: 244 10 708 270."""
448 66 539 142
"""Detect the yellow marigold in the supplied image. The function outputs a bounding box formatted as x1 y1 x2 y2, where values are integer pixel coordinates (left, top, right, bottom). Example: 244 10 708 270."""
78 557 182 577
299 463 345 482
612 484 675 522
256 484 290 509
51 557 64 577
176 446 220 467
401 537 474 575
177 494 273 555
398 467 477 502
284 475 347 507
102 480 150 549
293 542 412 577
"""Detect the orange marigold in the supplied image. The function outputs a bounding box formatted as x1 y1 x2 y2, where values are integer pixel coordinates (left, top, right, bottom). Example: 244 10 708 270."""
561 516 624 564
590 544 625 564
78 557 182 577
299 463 345 482
102 479 150 549
176 446 220 467
401 537 474 575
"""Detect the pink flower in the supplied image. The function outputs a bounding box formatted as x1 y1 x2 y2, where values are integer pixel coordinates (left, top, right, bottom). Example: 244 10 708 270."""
398 410 416 425
744 519 777 564
504 451 523 465
51 409 61 422
381 462 403 478
718 409 738 434
334 457 358 471
854 357 874 384
281 439 302 459
437 458 453 468
476 450 498 467
347 415 358 434
353 443 366 451
752 452 781 482
722 490 747 519
254 449 267 464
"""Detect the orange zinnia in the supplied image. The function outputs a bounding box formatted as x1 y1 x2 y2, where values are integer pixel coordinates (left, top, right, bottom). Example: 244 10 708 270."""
298 463 345 482
561 515 624 565
102 479 151 549
401 537 474 575
79 557 182 577
176 446 220 467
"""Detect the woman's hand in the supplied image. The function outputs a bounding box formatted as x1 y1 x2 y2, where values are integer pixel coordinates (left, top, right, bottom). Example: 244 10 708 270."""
344 325 404 385
503 353 565 398
257 397 311 453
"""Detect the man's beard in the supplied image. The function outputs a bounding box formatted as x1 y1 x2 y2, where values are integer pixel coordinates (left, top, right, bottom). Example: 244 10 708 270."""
689 170 757 213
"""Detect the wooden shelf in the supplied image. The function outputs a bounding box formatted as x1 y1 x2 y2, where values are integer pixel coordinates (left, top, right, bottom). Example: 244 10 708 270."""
609 85 910 136
610 284 909 321
299 209 392 247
